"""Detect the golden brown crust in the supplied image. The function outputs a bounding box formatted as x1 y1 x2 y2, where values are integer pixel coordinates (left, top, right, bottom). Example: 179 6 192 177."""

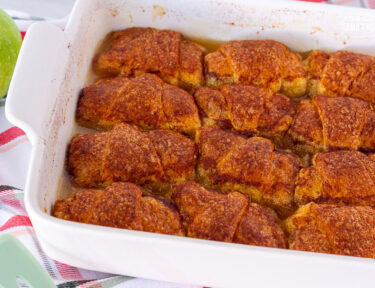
288 95 375 153
67 132 109 188
76 76 130 129
53 182 184 236
283 50 306 80
196 127 301 216
173 181 286 246
304 50 330 80
205 40 306 98
195 127 246 184
194 85 295 140
204 50 234 87
140 196 184 235
216 137 274 189
96 28 180 83
208 40 283 89
288 225 332 254
233 202 286 248
284 203 375 258
147 129 197 182
106 74 167 130
288 99 324 151
351 63 375 103
295 151 375 207
267 151 302 216
313 95 370 150
77 74 200 135
68 124 196 190
194 86 228 123
258 92 296 139
321 51 373 97
161 84 201 136
173 181 247 242
104 124 164 185
215 138 300 216
281 50 307 97
361 111 375 151
222 85 269 133
95 27 204 90
54 182 143 229
306 50 375 103
304 50 331 96
109 27 150 45
179 40 205 90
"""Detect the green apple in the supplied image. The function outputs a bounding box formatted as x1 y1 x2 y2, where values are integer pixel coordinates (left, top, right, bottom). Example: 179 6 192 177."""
0 9 22 98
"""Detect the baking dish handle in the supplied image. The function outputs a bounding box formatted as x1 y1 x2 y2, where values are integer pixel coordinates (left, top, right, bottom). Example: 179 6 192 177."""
5 22 69 145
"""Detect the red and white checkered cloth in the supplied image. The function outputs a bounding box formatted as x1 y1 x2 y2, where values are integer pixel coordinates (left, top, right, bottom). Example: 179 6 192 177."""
1 0 374 287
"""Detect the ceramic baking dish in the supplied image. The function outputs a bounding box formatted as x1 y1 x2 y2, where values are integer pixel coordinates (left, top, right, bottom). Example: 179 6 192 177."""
5 0 375 287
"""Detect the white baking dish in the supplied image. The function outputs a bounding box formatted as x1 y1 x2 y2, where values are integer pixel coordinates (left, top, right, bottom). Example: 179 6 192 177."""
5 0 375 287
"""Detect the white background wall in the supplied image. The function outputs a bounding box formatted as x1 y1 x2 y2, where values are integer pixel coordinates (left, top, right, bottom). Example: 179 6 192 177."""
0 0 76 19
